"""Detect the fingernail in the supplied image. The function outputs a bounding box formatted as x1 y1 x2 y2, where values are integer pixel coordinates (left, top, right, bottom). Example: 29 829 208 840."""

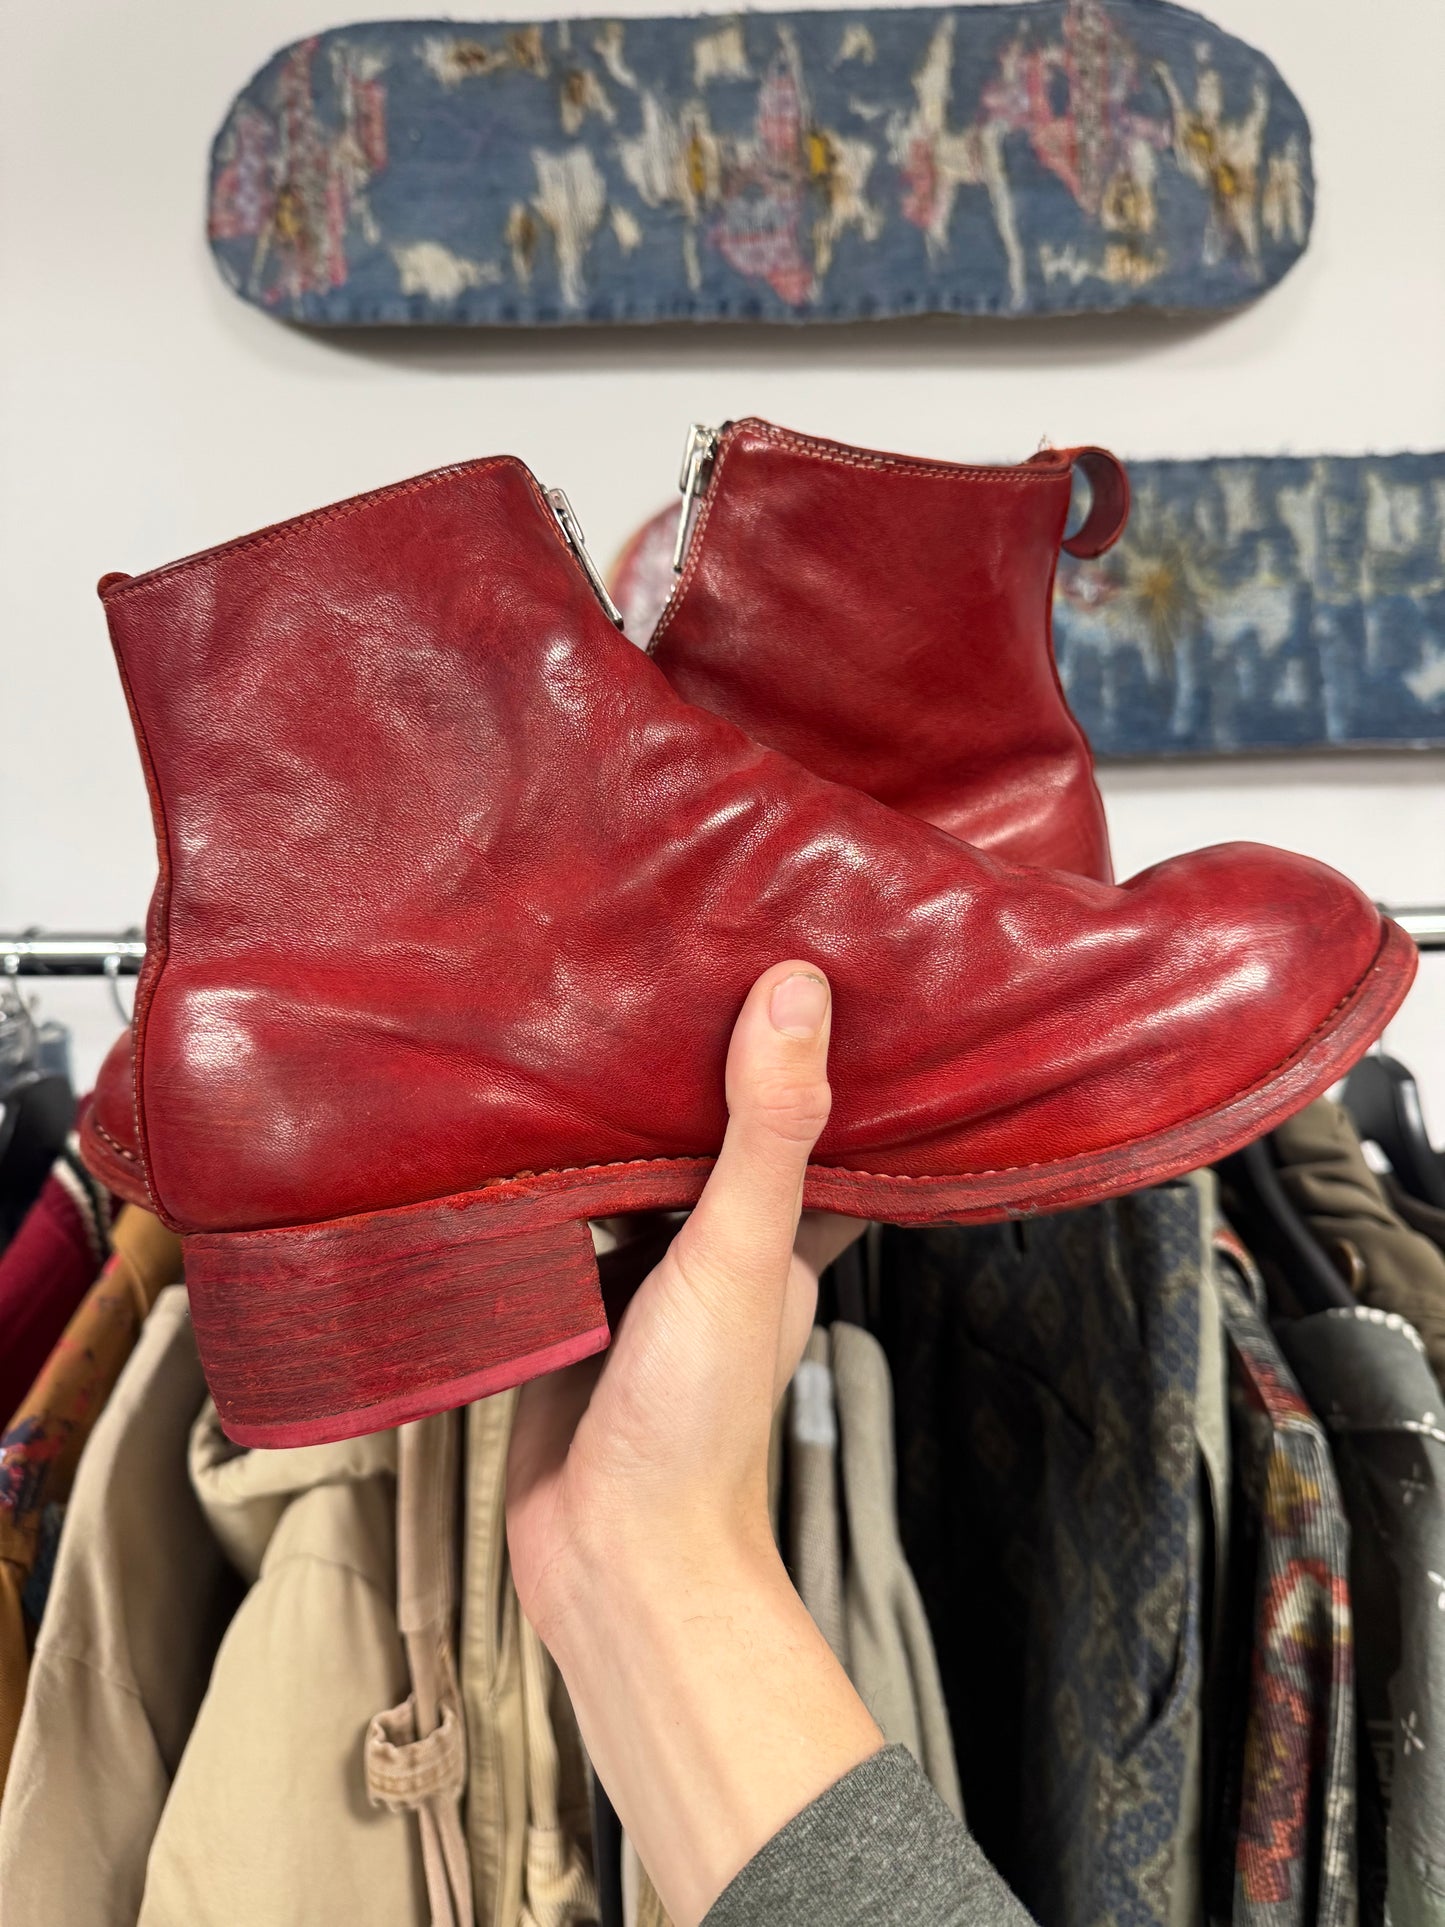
770 972 829 1039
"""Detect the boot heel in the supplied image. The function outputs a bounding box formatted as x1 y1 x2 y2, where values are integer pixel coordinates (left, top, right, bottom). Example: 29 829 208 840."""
185 1194 610 1447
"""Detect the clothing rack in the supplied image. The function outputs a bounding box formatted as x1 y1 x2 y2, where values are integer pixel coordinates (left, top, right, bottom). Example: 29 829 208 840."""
1 932 148 977
5 910 1445 972
1392 908 1445 950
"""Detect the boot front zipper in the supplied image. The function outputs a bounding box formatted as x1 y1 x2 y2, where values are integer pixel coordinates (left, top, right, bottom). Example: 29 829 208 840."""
672 422 724 572
544 486 625 628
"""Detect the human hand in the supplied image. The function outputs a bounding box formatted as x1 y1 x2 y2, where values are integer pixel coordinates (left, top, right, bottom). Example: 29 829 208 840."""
506 960 881 1925
506 959 861 1638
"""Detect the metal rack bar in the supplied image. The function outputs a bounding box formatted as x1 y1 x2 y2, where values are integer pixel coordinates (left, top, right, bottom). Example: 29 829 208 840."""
4 909 1445 970
1389 909 1445 950
1 932 147 976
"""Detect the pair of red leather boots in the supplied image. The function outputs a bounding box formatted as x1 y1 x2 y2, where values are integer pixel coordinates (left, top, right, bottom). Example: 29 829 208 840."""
82 419 1414 1447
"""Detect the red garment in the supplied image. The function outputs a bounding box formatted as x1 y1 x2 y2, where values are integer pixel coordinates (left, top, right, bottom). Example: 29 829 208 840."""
0 1150 112 1426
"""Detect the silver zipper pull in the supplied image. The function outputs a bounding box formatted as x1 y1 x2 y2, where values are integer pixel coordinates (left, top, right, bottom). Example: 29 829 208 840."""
672 422 721 573
544 487 624 628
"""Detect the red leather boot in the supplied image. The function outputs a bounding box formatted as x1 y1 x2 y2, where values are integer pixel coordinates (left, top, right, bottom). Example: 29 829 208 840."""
86 425 1122 1208
83 457 1412 1448
630 418 1129 880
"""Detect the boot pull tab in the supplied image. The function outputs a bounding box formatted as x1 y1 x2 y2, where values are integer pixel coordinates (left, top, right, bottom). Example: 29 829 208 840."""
1027 446 1130 558
1059 447 1130 559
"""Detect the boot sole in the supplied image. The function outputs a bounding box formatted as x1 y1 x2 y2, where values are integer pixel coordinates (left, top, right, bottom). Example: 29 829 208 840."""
189 918 1414 1448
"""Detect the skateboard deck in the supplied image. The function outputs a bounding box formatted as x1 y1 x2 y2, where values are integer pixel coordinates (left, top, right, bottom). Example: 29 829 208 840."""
209 1 1312 327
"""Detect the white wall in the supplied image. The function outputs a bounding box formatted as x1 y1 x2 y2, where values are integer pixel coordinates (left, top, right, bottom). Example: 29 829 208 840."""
3 0 1443 1116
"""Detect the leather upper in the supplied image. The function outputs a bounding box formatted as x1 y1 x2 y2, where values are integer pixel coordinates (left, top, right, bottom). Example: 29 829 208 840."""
97 456 1390 1235
80 1043 148 1207
650 419 1118 881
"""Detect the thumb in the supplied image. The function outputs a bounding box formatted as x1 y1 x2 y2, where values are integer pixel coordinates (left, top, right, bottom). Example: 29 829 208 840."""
673 962 833 1319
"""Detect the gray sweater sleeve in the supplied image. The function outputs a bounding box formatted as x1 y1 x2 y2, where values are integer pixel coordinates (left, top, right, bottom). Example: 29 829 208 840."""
701 1746 1036 1926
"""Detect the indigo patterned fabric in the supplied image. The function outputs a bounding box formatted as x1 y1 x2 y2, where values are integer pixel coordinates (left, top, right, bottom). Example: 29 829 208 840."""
208 0 1311 326
877 1182 1205 1927
1213 1234 1358 1927
1056 452 1445 754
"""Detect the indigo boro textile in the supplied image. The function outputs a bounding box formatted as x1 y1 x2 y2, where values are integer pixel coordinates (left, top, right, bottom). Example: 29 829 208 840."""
208 1 1311 327
1056 452 1445 755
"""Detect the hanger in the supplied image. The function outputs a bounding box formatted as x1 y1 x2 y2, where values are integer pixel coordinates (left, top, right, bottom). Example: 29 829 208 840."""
0 986 33 1165
1340 1052 1445 1211
0 978 76 1245
1215 1136 1354 1315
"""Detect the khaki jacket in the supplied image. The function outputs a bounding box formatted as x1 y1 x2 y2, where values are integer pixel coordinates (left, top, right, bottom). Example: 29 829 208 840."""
138 1400 426 1923
0 1286 230 1926
461 1388 598 1927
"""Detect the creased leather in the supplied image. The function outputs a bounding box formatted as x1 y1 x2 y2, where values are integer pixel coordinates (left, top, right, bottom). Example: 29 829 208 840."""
651 418 1116 880
93 455 1401 1236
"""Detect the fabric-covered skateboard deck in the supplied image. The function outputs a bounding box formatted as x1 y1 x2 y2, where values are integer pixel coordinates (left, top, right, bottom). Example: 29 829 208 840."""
208 1 1312 327
613 452 1445 757
1058 452 1445 756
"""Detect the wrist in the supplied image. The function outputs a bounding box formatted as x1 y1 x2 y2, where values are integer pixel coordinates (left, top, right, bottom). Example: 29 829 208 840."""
539 1501 782 1672
543 1522 882 1926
